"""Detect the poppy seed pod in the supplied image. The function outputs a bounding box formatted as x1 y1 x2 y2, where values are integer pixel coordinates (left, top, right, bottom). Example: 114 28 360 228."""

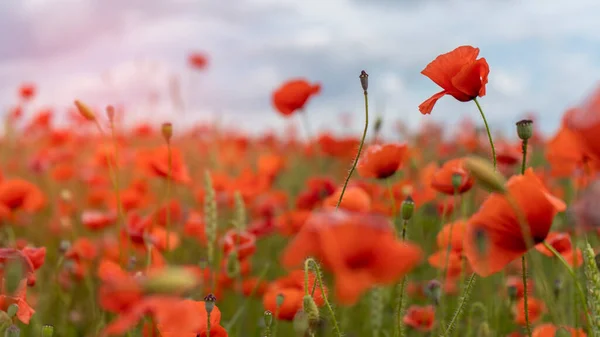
161 122 173 143
302 295 320 324
41 325 54 337
516 119 533 141
464 156 507 193
204 294 217 314
73 100 96 121
263 310 273 328
401 196 415 220
360 70 369 92
5 325 20 337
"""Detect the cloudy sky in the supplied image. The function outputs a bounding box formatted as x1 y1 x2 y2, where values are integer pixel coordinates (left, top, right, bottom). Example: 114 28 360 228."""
1 0 600 139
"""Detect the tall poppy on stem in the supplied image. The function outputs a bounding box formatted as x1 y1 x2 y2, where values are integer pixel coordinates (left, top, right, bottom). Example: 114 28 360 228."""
419 46 496 167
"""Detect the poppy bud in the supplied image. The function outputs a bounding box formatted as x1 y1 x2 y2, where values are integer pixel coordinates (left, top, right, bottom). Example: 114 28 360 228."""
554 278 563 299
401 196 415 220
293 310 310 336
302 295 320 325
41 325 54 337
263 310 273 328
7 304 18 319
0 312 10 334
106 105 115 122
359 70 369 92
373 116 383 133
464 156 507 194
276 293 285 308
73 100 96 121
515 119 533 141
5 260 24 296
5 325 20 337
204 294 217 314
161 122 173 143
424 280 441 305
143 267 198 294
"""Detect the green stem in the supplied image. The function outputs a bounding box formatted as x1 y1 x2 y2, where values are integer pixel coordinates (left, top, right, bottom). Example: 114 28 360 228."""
465 302 488 337
304 258 342 337
473 98 496 169
520 138 532 337
165 143 173 256
441 273 477 337
387 180 398 234
336 89 369 208
225 264 271 330
542 242 593 330
394 219 410 337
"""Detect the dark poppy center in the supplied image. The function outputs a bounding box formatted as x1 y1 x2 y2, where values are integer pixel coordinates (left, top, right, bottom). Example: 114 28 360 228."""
345 251 375 270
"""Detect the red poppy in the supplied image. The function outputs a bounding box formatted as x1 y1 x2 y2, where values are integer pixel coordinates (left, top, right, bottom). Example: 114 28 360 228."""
419 45 489 114
282 210 422 304
18 83 36 101
357 143 408 179
430 158 474 195
564 86 600 163
464 168 566 276
532 324 586 337
272 79 321 116
188 52 208 70
262 270 326 320
322 186 371 213
535 232 583 267
222 230 257 260
0 179 46 214
403 305 435 332
496 141 522 166
514 297 544 326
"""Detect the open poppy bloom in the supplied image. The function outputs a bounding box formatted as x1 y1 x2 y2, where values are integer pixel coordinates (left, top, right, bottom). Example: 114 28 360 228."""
136 146 191 184
418 45 489 114
532 324 586 337
564 86 600 163
281 210 422 305
0 179 46 215
322 186 372 213
430 158 474 195
262 270 326 320
428 220 470 278
514 297 545 326
463 168 566 276
535 232 583 267
545 124 590 178
357 143 408 179
222 229 257 260
495 141 522 166
403 305 435 332
272 79 321 117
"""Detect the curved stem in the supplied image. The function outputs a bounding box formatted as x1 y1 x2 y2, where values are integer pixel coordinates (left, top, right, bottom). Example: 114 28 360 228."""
441 273 477 337
473 98 496 169
304 258 342 337
336 90 369 208
542 242 593 329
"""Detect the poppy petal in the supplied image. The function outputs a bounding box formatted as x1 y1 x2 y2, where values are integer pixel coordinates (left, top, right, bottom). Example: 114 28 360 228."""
419 90 447 115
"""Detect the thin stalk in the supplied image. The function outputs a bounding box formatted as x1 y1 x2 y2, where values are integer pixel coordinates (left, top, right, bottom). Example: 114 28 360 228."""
304 258 342 337
225 264 271 330
473 98 496 169
520 137 532 337
441 273 477 337
542 242 593 329
336 88 369 208
165 142 173 256
387 180 398 234
393 219 410 337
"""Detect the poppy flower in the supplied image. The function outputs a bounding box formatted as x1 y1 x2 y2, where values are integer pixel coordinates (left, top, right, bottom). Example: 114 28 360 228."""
136 146 191 184
322 186 371 213
463 168 566 276
431 158 474 195
505 275 534 300
18 83 36 101
272 79 321 117
545 124 590 177
222 230 257 260
428 220 469 278
535 232 582 267
357 143 408 179
564 86 600 163
514 297 545 325
275 210 311 236
82 210 117 231
0 179 46 214
188 52 208 70
281 210 422 304
0 280 35 324
532 324 586 337
496 141 522 166
418 45 489 114
403 305 435 332
262 270 326 320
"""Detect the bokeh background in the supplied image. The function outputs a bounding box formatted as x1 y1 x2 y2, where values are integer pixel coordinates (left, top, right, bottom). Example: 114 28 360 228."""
1 0 600 137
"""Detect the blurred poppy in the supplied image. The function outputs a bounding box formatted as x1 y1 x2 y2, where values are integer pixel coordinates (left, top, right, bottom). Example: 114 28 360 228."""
272 79 321 117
